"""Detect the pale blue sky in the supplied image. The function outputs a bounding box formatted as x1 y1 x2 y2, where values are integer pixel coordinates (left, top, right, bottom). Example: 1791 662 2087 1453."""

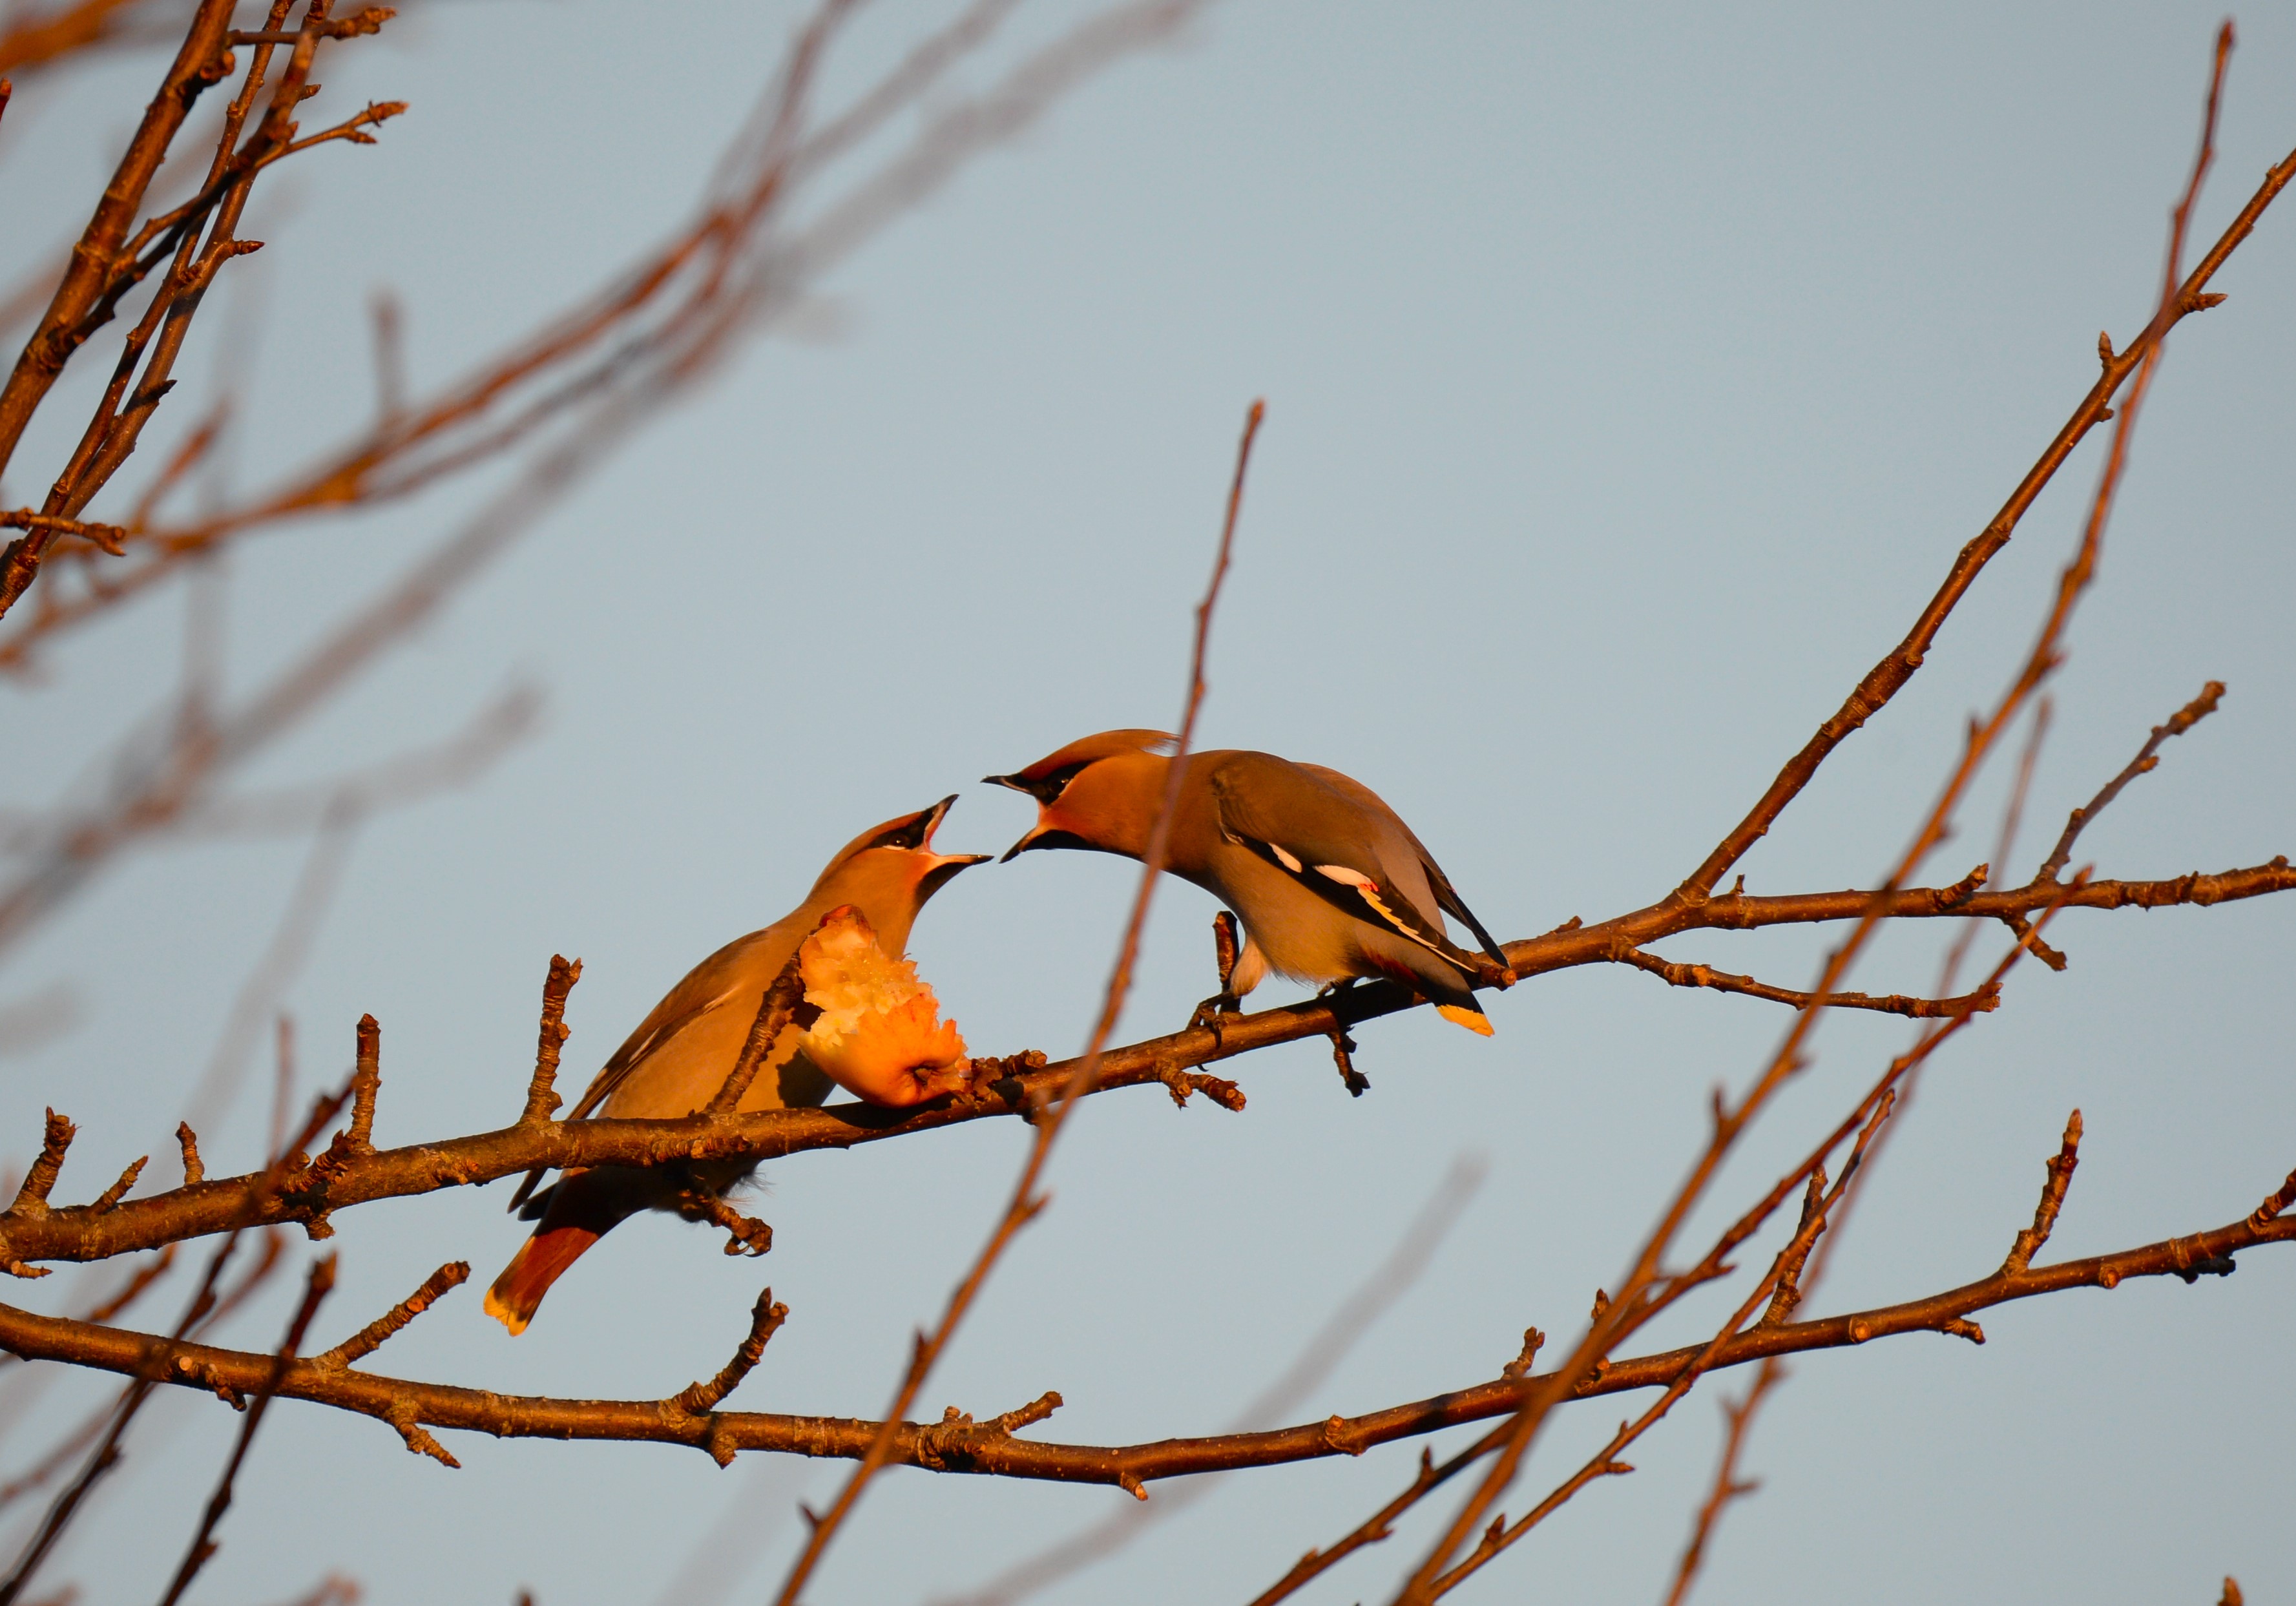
0 5 2290 1603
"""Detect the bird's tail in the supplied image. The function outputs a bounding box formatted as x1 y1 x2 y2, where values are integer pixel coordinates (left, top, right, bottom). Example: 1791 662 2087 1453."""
1434 998 1495 1036
484 1225 601 1335
485 1167 640 1335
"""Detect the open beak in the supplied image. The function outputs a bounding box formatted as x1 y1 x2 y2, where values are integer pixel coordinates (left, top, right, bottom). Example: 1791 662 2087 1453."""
913 795 990 892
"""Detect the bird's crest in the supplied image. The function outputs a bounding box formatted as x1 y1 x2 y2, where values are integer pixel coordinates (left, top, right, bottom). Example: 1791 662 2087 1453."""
984 729 1176 803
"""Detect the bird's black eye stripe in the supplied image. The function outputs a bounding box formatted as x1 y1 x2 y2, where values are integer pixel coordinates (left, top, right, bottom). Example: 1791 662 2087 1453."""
1019 762 1091 804
868 819 930 850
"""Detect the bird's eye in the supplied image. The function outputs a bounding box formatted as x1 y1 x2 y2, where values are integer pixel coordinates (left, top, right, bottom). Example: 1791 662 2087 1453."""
986 760 1094 804
1028 762 1091 803
867 819 930 850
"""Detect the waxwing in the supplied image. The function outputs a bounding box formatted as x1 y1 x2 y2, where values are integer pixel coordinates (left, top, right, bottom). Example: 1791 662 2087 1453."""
986 732 1514 1033
485 797 987 1335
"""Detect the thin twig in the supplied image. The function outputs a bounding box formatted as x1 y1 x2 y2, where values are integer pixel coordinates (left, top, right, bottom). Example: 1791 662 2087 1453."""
705 951 809 1116
521 955 581 1126
672 1288 790 1432
769 398 1266 1605
939 1156 1485 1606
310 1261 467 1371
154 1252 337 1606
1388 33 2246 1598
2035 680 2224 883
1616 948 1998 1019
0 1079 346 1603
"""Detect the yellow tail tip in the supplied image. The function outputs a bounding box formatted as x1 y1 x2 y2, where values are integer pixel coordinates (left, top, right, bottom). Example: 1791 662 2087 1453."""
1435 1003 1495 1036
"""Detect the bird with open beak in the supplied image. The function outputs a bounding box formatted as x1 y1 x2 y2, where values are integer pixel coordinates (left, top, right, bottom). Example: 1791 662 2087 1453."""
485 797 988 1335
986 731 1514 1032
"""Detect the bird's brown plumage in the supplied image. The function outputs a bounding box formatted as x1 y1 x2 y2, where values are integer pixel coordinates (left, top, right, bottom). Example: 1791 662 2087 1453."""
988 734 1512 1033
485 797 986 1335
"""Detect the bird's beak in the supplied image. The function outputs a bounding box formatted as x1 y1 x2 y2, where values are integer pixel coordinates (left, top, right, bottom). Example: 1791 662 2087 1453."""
998 824 1041 864
1000 820 1094 863
913 795 990 890
984 770 1069 860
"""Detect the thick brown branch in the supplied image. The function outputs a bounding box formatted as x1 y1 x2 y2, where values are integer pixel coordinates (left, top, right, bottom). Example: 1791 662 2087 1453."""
1 857 2288 1272
0 1199 2280 1488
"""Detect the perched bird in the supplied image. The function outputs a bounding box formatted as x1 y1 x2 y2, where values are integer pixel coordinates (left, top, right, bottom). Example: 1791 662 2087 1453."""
486 797 986 1335
986 731 1514 1032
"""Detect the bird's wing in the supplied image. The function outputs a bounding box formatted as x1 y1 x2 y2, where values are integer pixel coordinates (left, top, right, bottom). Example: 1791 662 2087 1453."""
1297 763 1511 967
1209 753 1484 975
504 928 769 1213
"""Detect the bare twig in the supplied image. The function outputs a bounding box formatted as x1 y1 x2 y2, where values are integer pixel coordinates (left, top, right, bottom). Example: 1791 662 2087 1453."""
1659 1361 1780 1606
2035 681 2224 883
706 950 809 1116
310 1261 466 1371
939 1156 1485 1606
672 1288 789 1432
520 955 581 1126
0 1078 342 1601
2003 1111 2084 1275
1675 69 2285 910
769 398 1266 1605
1389 34 2249 1598
154 1251 337 1606
1616 947 1998 1020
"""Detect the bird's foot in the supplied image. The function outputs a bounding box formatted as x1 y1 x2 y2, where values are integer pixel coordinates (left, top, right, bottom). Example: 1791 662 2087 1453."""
1188 991 1242 1043
1327 1025 1368 1097
674 1187 774 1257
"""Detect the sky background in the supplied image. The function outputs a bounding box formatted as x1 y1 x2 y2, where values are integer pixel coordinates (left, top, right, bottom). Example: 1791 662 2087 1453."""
0 3 2291 1602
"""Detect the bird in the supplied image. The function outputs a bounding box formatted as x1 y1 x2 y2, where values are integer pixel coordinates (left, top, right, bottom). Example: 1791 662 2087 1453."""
985 731 1514 1033
485 796 987 1335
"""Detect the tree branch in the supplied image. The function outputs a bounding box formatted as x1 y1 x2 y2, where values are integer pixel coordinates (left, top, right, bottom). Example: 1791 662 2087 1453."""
0 854 2286 1274
1615 947 1998 1020
1674 129 2291 908
2036 680 2224 884
0 1191 2280 1488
